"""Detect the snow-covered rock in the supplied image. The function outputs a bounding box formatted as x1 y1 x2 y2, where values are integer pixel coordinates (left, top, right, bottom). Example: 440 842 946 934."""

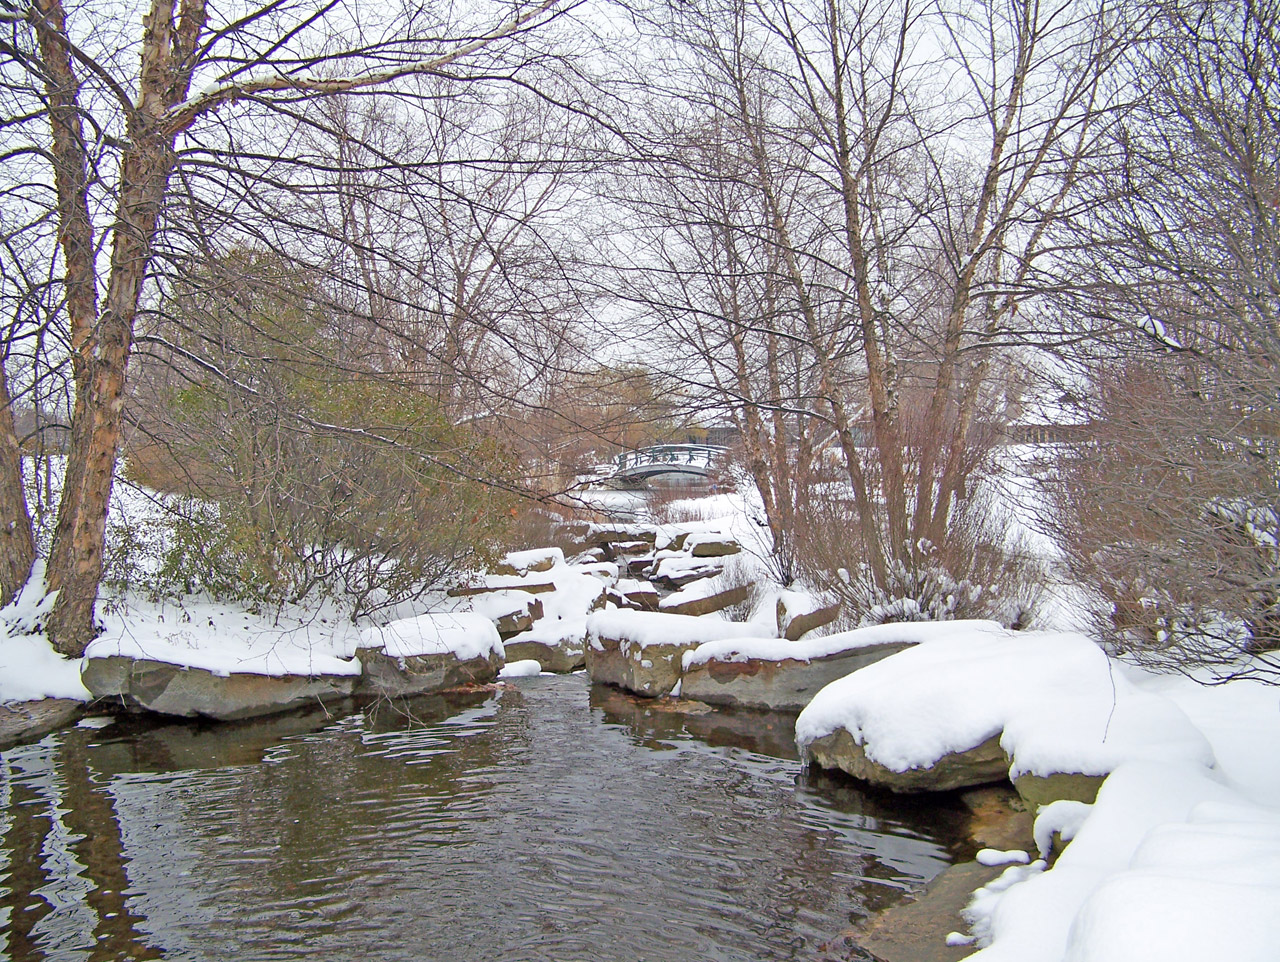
679 623 948 713
657 575 748 617
353 612 504 696
775 590 841 641
585 610 760 698
82 655 359 721
795 627 1213 800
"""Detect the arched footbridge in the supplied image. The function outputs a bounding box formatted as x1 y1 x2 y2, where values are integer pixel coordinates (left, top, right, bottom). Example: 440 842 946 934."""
608 444 728 485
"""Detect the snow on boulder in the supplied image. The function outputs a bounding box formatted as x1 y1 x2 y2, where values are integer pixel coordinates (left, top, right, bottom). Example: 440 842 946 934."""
680 620 1001 713
795 629 1213 799
354 612 504 696
585 610 760 698
82 630 361 722
490 547 564 576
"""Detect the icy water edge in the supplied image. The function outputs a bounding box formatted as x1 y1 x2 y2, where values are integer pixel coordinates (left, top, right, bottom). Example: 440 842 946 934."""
0 674 979 962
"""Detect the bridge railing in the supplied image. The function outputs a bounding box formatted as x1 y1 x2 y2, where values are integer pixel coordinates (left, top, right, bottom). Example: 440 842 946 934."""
614 444 728 471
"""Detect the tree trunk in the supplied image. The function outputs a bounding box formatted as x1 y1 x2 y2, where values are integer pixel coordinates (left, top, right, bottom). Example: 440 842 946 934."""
0 365 35 605
45 0 198 655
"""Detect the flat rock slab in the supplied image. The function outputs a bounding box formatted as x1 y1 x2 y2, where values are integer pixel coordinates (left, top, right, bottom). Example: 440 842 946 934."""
82 656 357 721
355 648 502 696
0 698 83 750
804 728 1011 793
681 641 913 713
658 582 748 617
689 538 741 558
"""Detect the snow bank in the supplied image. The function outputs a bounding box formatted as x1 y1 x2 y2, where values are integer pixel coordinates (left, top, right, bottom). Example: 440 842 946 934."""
355 612 501 661
795 629 1212 779
0 564 90 702
965 761 1280 962
585 610 760 650
684 619 1004 671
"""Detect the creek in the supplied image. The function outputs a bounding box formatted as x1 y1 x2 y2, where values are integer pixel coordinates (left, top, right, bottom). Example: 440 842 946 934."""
0 674 979 962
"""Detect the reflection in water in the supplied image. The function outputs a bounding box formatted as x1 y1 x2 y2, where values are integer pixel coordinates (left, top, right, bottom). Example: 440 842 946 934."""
1 676 965 962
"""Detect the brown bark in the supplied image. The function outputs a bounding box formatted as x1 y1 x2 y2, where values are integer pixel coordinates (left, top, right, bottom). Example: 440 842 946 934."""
0 364 35 605
45 0 206 654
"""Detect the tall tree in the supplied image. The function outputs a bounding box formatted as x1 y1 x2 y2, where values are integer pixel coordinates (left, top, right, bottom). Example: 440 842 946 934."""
0 0 568 653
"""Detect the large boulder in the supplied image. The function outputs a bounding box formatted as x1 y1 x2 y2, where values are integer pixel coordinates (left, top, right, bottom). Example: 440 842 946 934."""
803 727 1011 793
353 613 504 696
794 624 1215 798
81 656 357 721
355 647 502 695
680 633 916 712
585 610 760 698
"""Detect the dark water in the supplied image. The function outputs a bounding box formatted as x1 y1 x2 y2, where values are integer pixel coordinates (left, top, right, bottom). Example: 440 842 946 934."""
0 675 976 962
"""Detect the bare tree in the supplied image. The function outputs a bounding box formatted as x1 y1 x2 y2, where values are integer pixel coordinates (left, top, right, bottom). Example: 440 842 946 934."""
0 0 570 652
1050 0 1280 678
620 0 1129 619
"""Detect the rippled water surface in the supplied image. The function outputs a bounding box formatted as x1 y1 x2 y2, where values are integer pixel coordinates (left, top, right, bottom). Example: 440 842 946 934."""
0 675 975 961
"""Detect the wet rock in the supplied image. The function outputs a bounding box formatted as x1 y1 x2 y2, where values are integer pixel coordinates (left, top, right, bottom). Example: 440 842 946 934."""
354 646 503 696
0 698 83 750
585 633 689 697
803 728 1011 793
680 640 913 712
81 656 357 721
585 610 760 698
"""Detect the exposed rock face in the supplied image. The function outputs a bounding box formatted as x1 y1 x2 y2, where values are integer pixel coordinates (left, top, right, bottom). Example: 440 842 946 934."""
81 656 357 721
354 646 503 696
777 597 841 640
1012 771 1105 807
503 637 586 673
651 559 724 590
585 634 692 698
658 582 748 617
681 641 913 712
803 728 1011 793
494 597 544 639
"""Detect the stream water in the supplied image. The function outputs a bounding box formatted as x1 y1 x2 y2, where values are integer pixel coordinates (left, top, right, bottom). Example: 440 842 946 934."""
0 674 978 962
